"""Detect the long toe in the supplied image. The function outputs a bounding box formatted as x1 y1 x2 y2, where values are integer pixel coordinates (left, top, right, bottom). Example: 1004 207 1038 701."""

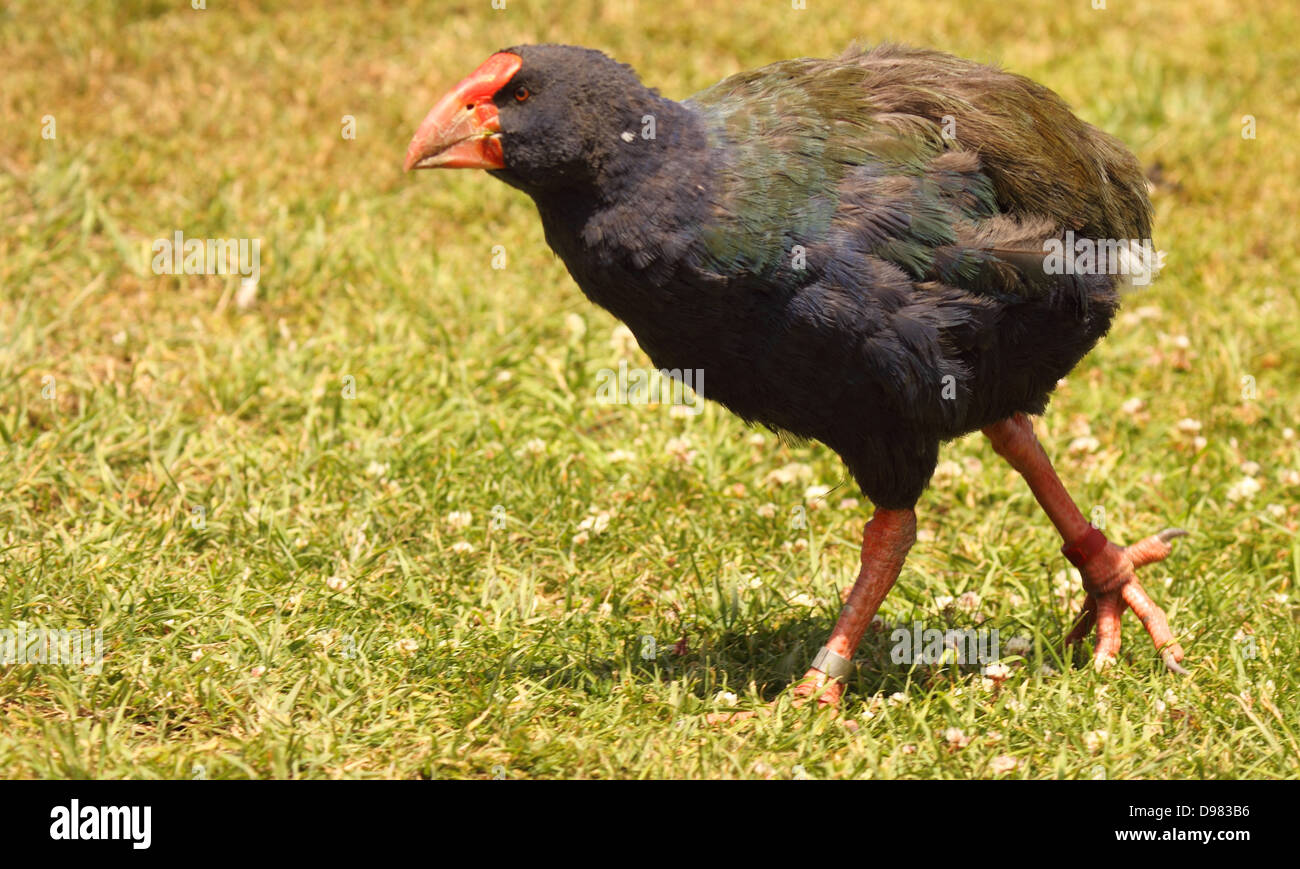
705 670 843 726
705 709 758 725
790 668 845 709
1092 592 1125 665
1121 580 1187 673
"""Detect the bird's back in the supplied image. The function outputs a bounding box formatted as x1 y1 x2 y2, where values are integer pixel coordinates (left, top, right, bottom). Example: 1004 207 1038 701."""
690 43 1153 247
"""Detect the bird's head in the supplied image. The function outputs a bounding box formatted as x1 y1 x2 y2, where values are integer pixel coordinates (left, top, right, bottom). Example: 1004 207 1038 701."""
404 44 666 194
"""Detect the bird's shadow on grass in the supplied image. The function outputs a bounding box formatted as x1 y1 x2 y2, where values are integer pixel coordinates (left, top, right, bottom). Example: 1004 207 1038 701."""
489 605 1139 710
495 617 965 704
680 619 915 701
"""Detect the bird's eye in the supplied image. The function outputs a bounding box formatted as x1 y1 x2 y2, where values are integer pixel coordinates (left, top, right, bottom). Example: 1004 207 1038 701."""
514 86 530 102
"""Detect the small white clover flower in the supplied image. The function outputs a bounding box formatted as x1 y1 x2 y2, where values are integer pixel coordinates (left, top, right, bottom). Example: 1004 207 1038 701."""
763 462 812 486
932 460 964 481
577 511 612 535
1068 436 1101 455
1083 729 1109 753
518 438 547 458
982 662 1011 681
1226 477 1262 502
664 436 696 464
990 755 1019 775
803 484 831 508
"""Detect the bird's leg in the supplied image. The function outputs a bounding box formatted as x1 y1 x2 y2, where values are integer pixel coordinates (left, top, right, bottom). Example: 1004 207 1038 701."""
706 507 915 724
791 507 916 707
982 413 1186 672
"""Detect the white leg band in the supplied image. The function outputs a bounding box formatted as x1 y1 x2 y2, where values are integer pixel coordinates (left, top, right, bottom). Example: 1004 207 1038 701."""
810 647 854 683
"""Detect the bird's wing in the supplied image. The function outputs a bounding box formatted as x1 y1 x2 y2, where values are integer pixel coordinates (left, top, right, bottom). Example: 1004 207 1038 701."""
831 43 1153 242
685 45 1152 298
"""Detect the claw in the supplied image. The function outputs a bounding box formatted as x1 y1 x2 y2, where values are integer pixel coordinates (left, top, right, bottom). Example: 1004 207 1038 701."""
1156 528 1189 544
1162 651 1189 676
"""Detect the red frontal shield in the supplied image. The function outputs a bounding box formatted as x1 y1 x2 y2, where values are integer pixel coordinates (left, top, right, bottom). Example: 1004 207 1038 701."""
404 52 523 171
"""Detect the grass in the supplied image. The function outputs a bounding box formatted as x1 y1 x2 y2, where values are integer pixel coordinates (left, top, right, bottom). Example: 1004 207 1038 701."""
0 0 1297 779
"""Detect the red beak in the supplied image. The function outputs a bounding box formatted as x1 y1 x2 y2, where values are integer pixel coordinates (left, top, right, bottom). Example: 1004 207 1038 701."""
404 52 523 172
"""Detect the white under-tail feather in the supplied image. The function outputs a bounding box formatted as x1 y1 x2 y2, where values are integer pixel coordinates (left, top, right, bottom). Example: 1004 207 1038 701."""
1117 237 1164 290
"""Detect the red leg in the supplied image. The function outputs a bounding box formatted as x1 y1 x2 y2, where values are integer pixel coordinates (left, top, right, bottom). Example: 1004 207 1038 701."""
708 507 915 723
983 413 1186 672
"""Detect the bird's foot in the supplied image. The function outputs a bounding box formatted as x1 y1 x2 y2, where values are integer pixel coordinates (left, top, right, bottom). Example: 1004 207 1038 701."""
1065 528 1188 673
791 667 846 708
703 668 844 726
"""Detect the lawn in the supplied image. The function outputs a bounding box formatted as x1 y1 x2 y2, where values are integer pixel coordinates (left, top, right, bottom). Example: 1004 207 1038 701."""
0 0 1296 778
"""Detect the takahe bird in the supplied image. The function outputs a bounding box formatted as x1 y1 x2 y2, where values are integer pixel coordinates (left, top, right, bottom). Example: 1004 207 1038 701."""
404 44 1186 712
